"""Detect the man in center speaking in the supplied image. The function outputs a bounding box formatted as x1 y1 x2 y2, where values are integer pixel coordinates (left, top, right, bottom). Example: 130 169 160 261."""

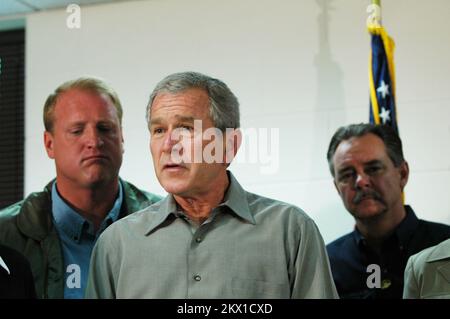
85 71 337 299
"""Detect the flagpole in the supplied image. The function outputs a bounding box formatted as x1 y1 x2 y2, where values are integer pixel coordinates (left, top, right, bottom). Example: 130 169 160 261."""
367 0 382 28
372 0 381 22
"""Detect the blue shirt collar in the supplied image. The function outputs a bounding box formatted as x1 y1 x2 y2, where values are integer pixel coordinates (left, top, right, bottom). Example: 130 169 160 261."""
51 181 123 243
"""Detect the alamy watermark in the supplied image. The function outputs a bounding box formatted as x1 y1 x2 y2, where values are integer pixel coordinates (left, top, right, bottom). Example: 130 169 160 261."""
366 264 381 289
66 264 81 289
66 4 81 29
157 120 279 175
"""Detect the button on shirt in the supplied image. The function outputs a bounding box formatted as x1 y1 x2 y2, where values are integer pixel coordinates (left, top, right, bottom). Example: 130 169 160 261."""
86 172 338 299
326 206 450 299
52 182 123 299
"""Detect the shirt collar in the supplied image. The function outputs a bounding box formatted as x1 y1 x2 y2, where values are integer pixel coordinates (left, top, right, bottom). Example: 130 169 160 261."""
144 171 255 235
51 181 123 242
427 239 450 262
394 205 419 246
352 226 365 247
220 171 255 224
352 205 419 247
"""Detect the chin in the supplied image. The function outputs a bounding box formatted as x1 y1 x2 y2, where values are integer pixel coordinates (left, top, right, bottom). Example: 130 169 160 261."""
84 172 115 186
160 181 189 196
355 212 383 221
353 206 386 220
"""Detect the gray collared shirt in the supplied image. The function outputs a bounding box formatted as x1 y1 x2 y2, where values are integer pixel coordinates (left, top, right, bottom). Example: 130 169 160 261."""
85 172 338 299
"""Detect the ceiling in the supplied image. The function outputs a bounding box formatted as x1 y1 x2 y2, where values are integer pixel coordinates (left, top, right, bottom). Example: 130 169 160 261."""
0 0 129 18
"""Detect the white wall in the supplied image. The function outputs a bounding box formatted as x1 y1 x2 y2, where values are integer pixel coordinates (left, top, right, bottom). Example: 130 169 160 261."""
24 0 450 243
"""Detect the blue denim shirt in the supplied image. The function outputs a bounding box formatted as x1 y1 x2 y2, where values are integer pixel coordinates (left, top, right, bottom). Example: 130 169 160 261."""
52 182 123 299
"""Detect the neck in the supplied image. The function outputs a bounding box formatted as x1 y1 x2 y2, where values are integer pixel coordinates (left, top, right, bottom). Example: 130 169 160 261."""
174 173 229 225
355 204 406 251
56 178 120 230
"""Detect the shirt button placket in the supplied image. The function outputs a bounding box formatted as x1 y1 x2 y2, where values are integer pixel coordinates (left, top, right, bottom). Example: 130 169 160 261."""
188 228 206 297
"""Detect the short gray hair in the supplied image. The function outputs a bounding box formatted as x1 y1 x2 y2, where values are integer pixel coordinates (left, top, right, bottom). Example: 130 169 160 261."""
146 72 240 131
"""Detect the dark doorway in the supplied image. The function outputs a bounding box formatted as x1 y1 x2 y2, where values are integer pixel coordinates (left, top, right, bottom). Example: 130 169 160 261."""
0 29 25 208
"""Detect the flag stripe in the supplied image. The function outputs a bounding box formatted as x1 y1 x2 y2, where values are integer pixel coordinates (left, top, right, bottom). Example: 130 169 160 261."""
368 25 399 132
368 51 381 124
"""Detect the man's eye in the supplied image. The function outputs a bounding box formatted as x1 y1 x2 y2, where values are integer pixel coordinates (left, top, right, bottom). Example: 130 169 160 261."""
366 166 381 175
338 172 354 182
180 125 193 131
152 128 164 134
70 129 82 135
98 127 112 133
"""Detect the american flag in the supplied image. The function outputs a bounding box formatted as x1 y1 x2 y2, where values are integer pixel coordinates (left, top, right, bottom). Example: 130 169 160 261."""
368 25 398 133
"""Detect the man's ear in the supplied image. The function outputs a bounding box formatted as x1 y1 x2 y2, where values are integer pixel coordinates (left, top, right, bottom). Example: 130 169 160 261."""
399 161 409 190
120 127 125 154
224 129 242 165
44 131 55 159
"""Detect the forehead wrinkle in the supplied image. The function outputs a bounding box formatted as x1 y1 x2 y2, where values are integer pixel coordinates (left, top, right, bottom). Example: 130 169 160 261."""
150 115 199 126
152 89 210 112
173 115 196 122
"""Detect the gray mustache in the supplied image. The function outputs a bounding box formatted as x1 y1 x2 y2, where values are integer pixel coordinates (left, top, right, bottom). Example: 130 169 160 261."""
353 190 383 204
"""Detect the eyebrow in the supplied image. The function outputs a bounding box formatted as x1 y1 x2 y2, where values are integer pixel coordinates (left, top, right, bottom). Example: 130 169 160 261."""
364 160 383 166
336 166 353 176
67 121 85 126
336 159 384 174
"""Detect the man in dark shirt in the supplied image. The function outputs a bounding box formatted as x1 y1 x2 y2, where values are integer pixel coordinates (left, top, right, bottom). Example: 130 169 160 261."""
326 123 450 298
0 244 36 298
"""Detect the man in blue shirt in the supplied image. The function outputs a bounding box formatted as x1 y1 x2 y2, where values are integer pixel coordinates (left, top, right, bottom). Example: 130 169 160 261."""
326 123 450 298
0 77 161 298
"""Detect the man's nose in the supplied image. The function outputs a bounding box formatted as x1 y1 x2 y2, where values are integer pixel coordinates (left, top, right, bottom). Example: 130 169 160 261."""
355 172 370 189
162 130 179 152
85 128 104 148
